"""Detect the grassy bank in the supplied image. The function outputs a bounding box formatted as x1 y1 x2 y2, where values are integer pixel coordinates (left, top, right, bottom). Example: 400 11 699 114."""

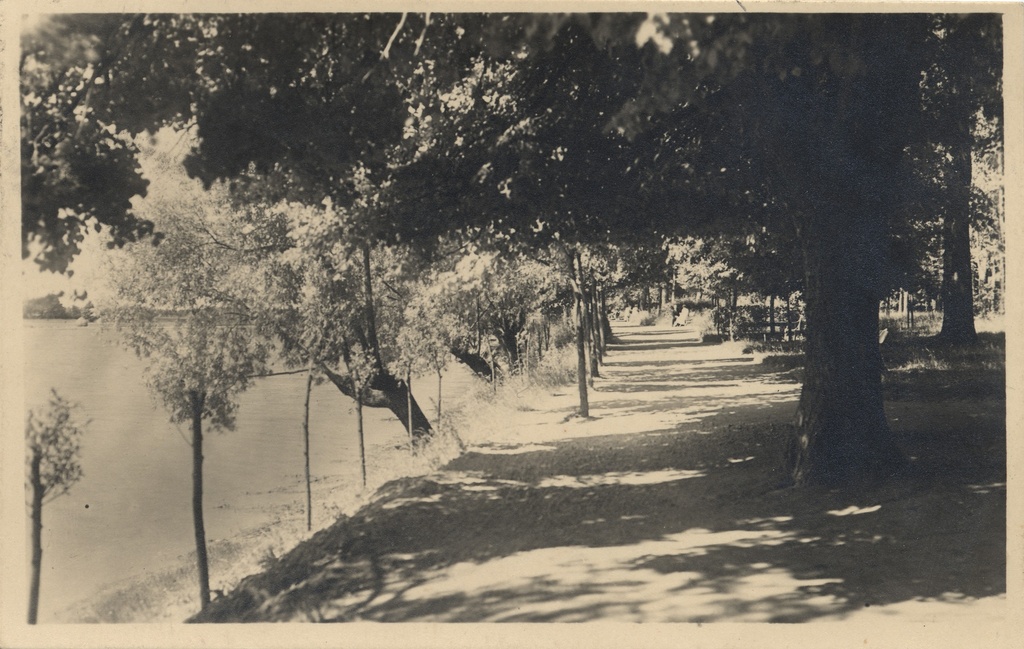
58 334 580 623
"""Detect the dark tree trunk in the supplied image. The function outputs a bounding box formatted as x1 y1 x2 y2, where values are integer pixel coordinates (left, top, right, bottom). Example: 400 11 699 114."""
785 293 793 342
572 253 589 417
359 243 434 438
599 289 614 344
729 286 738 342
789 211 908 486
320 364 433 440
498 327 521 373
595 285 607 358
28 453 43 625
189 391 211 610
356 395 367 487
938 124 978 344
436 370 443 430
378 371 432 440
450 348 494 380
583 280 599 383
769 295 776 337
302 364 313 532
406 371 414 440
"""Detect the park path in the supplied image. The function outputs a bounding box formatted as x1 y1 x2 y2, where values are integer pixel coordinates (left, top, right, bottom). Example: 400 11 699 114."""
195 323 1005 625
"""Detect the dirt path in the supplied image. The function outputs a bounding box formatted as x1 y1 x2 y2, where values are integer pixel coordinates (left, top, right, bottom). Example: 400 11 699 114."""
194 324 1006 624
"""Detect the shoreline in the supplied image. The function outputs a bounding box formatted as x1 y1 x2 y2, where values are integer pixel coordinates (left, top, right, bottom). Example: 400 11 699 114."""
52 432 459 623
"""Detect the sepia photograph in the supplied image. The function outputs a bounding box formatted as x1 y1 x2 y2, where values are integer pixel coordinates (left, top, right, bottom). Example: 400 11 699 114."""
1 2 1021 648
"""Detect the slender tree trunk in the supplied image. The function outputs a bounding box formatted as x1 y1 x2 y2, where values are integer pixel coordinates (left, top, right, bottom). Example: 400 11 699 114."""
302 363 314 532
524 334 531 376
584 281 600 383
769 295 776 337
474 299 482 355
436 370 443 430
938 123 978 343
406 371 414 440
729 286 738 342
486 336 498 393
189 391 211 610
786 293 792 342
572 253 589 417
356 394 367 487
789 210 907 486
595 285 607 359
599 288 613 344
28 453 43 625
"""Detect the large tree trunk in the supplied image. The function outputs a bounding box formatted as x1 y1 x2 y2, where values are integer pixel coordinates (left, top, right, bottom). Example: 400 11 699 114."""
319 364 433 440
450 348 494 380
28 453 43 625
190 391 211 610
497 326 521 373
938 121 978 344
789 212 908 486
359 244 434 438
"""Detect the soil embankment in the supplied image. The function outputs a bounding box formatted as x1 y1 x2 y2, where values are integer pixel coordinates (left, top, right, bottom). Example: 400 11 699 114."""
191 324 1006 623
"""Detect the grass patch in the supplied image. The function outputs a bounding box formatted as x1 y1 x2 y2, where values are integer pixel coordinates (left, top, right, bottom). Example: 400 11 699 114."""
742 333 1005 401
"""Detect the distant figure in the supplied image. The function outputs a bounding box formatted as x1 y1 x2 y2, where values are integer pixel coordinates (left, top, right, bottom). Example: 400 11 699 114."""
674 307 689 327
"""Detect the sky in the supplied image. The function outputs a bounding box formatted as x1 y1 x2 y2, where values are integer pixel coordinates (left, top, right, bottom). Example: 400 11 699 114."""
20 126 194 306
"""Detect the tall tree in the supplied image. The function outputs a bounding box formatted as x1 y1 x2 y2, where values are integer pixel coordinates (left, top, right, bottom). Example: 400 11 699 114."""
923 14 1003 343
102 167 273 612
69 12 1002 486
24 390 86 624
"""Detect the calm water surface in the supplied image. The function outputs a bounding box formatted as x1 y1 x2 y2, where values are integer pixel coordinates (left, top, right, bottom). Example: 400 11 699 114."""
23 321 470 621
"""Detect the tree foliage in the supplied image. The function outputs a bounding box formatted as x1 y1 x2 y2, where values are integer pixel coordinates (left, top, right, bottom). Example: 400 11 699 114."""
21 16 155 273
25 389 86 503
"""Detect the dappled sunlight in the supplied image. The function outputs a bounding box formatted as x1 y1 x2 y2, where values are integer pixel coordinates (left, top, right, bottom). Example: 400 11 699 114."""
430 472 529 488
536 468 705 489
468 443 558 455
381 494 444 510
966 482 1005 494
827 505 882 517
361 527 854 622
190 320 1006 625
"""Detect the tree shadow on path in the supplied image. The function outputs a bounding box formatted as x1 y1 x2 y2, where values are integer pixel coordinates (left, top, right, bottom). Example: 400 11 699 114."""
192 325 1006 623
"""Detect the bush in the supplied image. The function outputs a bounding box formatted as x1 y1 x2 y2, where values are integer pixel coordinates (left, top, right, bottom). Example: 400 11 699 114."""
688 309 716 339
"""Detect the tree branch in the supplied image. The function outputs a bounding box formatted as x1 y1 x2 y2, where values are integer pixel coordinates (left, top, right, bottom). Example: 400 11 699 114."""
381 13 408 61
246 369 310 379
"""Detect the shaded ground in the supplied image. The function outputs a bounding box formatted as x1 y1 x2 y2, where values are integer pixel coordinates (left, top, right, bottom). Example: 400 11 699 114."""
191 324 1006 623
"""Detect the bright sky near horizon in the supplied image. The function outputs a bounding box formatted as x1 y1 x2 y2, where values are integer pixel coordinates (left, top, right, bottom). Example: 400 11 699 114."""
20 126 192 305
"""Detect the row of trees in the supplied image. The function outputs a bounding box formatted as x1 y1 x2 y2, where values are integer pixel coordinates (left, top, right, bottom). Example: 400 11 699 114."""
22 11 1003 613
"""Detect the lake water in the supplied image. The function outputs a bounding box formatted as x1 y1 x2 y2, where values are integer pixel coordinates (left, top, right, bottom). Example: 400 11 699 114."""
22 320 474 622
